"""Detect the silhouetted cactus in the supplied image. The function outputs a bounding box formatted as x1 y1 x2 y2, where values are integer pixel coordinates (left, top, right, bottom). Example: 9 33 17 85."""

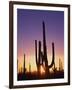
48 42 54 68
35 40 41 74
23 54 26 74
29 63 31 73
35 40 37 65
59 58 63 71
17 59 18 74
35 21 55 77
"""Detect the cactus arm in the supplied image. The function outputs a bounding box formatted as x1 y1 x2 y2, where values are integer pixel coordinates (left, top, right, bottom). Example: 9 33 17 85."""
40 51 44 64
48 42 54 68
38 41 41 65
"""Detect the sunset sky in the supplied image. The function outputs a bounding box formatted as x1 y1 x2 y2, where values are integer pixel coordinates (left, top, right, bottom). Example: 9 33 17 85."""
17 9 64 73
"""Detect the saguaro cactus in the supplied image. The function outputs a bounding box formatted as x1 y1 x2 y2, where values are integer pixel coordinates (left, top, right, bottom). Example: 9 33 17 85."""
35 21 55 77
17 59 18 74
48 42 54 68
23 54 26 74
29 63 31 73
35 40 41 75
59 58 63 71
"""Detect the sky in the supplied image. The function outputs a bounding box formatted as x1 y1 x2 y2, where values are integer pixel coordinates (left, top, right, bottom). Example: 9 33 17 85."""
17 9 64 73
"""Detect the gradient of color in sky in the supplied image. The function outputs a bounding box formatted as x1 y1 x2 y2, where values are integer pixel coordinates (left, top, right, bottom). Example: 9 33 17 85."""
17 9 64 73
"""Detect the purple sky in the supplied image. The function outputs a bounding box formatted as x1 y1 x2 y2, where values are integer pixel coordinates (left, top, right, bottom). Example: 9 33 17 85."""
17 9 64 70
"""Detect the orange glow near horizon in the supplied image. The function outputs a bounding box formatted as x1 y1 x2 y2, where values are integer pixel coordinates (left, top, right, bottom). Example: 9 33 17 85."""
17 39 64 74
17 53 64 73
40 65 45 74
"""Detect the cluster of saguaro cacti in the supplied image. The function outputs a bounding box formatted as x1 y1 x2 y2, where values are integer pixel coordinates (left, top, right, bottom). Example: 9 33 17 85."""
35 21 55 76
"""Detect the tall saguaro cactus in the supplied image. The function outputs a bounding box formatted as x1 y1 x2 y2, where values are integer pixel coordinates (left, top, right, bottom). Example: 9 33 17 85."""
35 21 55 77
